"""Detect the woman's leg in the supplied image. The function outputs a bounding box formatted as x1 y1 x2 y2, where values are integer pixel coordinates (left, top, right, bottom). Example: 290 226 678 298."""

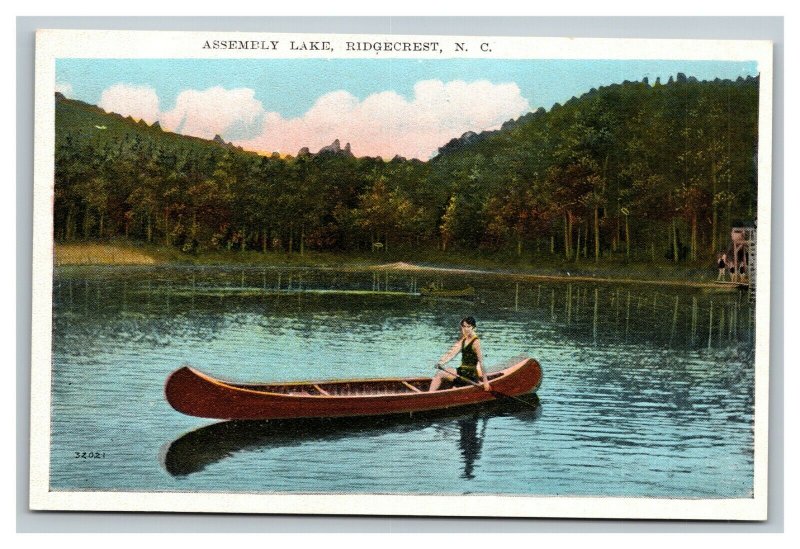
428 367 457 391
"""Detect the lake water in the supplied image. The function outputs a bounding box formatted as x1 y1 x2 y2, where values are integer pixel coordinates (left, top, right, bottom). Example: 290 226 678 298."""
50 266 755 498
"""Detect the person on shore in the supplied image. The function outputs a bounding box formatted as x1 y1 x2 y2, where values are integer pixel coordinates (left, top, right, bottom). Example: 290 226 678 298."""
717 253 727 281
428 317 491 392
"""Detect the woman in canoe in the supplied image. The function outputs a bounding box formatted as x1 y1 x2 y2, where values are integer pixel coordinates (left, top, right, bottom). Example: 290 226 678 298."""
428 316 492 392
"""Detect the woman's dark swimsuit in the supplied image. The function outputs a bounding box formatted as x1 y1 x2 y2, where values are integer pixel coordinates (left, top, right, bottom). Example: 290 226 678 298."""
455 337 480 385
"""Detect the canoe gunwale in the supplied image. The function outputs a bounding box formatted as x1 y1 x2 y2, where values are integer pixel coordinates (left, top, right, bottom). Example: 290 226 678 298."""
183 359 528 400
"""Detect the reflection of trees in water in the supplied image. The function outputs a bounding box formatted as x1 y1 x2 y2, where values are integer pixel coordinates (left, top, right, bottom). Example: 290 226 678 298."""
162 395 540 478
53 276 428 347
507 282 754 351
520 282 756 459
53 269 755 353
52 287 230 349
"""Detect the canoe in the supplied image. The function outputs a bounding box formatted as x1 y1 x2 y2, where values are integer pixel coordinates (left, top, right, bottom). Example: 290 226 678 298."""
419 286 476 298
165 357 542 420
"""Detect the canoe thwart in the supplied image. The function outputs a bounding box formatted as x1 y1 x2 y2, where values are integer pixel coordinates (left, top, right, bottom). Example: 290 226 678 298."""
402 380 423 393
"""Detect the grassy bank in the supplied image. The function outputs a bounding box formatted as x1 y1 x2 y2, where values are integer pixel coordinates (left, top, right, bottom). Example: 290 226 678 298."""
55 241 386 268
55 243 161 265
54 241 731 285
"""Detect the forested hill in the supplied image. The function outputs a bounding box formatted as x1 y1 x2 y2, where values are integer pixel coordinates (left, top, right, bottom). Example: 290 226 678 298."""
55 92 250 154
54 73 760 263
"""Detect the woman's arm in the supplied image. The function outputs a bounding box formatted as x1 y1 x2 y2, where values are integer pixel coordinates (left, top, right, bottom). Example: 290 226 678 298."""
436 339 463 366
473 339 491 391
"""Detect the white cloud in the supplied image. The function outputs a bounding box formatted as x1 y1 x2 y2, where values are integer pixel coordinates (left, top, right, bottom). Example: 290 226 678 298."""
95 80 530 159
237 79 530 159
55 81 73 97
99 84 161 125
161 87 265 140
96 84 265 139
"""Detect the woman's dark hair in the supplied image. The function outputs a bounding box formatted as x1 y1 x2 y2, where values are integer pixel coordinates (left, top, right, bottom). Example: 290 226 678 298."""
460 316 477 328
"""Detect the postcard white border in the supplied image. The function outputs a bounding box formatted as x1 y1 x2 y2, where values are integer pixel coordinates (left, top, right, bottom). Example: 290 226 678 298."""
30 29 773 520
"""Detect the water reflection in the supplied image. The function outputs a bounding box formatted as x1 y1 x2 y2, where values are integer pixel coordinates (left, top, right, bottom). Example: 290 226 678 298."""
51 266 755 497
54 267 756 353
459 416 487 479
162 395 541 478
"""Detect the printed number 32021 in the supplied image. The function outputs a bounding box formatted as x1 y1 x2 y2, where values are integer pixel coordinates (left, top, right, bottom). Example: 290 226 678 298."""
74 452 106 459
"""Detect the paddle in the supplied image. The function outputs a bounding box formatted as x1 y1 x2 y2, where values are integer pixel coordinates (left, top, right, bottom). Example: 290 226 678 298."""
434 365 538 409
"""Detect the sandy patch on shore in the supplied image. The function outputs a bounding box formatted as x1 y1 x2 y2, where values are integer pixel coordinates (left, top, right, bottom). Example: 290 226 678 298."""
371 262 425 271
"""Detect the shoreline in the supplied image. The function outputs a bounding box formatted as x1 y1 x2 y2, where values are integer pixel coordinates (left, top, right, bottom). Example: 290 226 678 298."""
54 243 749 291
365 262 749 290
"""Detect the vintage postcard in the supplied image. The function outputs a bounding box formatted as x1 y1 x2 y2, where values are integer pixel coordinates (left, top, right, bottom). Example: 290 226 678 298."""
30 30 772 519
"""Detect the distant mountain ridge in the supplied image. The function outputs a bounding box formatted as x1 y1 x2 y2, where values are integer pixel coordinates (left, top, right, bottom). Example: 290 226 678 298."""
55 93 367 160
56 72 760 164
298 138 355 158
434 107 547 157
55 92 247 154
53 91 559 161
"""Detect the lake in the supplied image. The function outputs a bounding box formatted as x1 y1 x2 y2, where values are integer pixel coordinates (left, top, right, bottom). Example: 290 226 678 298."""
49 265 755 498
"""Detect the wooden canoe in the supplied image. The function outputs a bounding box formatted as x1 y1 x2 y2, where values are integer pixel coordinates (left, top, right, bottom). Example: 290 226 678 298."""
165 357 542 420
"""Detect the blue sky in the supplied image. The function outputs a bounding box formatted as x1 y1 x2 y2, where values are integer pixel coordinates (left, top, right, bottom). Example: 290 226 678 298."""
57 58 758 116
55 58 759 159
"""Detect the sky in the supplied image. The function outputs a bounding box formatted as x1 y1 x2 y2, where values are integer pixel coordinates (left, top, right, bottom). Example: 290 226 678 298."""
56 58 759 160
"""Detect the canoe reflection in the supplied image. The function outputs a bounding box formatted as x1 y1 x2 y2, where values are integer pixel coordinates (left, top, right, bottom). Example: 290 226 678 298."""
162 394 541 478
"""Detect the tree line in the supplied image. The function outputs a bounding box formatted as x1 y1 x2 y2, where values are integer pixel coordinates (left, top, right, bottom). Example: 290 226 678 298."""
54 73 759 263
